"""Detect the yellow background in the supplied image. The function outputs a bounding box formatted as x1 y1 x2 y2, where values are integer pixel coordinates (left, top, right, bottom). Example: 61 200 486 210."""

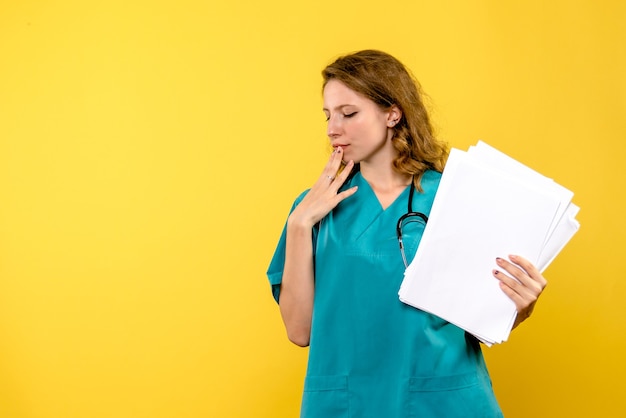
1 0 624 417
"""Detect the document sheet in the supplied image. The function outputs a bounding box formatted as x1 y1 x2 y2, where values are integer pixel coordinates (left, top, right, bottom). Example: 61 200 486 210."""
398 141 580 345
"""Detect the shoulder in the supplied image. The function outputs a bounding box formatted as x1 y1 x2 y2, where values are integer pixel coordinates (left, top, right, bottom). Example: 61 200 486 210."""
421 169 442 192
423 169 442 182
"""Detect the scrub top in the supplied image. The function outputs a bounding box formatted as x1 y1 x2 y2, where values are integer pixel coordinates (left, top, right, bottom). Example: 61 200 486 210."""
267 170 503 418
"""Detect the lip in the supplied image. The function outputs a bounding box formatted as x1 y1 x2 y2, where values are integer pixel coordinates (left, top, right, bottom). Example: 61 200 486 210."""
332 144 349 149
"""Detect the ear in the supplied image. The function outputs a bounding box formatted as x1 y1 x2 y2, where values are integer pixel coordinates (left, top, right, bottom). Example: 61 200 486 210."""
386 105 402 128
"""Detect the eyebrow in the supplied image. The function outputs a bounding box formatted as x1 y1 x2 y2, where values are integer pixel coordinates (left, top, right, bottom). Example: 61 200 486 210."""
322 104 356 112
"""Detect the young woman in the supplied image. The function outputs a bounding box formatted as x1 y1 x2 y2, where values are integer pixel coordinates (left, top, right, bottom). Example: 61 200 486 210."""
267 50 546 418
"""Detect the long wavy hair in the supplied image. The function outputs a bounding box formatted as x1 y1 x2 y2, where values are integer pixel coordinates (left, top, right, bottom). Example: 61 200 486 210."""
322 50 448 191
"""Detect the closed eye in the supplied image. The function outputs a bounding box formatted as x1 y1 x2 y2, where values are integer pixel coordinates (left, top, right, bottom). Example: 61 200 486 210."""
323 110 357 122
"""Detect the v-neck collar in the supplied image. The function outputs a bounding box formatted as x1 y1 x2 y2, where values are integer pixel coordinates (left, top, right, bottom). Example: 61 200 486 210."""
354 172 412 212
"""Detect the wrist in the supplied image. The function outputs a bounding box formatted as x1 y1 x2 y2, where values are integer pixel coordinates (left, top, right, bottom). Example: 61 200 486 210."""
287 212 316 231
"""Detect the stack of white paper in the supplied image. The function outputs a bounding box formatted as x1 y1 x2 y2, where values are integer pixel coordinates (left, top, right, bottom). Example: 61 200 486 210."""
398 141 580 345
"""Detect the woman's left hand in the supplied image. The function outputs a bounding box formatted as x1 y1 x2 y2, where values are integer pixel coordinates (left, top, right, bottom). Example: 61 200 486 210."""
493 255 548 329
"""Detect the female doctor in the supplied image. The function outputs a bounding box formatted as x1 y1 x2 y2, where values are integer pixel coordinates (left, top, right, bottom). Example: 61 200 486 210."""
267 50 547 417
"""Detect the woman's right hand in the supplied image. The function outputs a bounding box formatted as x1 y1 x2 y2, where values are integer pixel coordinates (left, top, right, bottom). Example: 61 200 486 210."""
288 146 359 229
280 147 358 347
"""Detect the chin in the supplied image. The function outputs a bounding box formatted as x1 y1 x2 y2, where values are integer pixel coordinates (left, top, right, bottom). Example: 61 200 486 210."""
342 157 360 164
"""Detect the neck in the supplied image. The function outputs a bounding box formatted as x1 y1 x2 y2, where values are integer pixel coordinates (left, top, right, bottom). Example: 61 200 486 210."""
359 164 411 210
360 163 411 192
358 129 412 190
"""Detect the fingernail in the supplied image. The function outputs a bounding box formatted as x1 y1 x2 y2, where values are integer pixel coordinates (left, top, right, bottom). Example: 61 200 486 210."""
496 257 503 264
494 269 500 275
337 146 343 152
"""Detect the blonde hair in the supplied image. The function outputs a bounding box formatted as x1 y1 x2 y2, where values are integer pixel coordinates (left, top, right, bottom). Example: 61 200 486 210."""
322 50 448 190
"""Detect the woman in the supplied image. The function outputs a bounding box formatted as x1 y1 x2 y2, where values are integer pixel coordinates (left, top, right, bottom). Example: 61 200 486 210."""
267 50 546 417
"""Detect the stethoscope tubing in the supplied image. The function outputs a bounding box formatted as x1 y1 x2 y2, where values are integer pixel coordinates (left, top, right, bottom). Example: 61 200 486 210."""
396 181 429 267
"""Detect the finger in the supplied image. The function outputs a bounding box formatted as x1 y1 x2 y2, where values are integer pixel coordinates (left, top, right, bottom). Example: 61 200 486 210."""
330 160 355 190
493 269 527 297
495 257 542 293
495 257 525 281
509 254 547 288
493 269 537 312
493 265 543 308
333 185 359 205
496 256 547 294
495 275 524 305
311 148 342 188
324 146 345 179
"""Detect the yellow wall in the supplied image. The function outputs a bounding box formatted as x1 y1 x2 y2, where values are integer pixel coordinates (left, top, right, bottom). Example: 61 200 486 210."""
0 1 624 417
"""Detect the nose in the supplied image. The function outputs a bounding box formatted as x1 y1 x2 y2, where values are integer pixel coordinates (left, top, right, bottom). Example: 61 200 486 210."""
327 115 341 139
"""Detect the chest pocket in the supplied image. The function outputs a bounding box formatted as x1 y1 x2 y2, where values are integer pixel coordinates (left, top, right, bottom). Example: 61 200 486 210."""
341 215 426 261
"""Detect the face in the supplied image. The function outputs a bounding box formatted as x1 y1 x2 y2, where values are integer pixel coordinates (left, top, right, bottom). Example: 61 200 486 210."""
323 79 400 165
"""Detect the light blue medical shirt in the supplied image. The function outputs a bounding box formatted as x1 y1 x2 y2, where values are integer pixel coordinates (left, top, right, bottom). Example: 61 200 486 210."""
267 170 503 418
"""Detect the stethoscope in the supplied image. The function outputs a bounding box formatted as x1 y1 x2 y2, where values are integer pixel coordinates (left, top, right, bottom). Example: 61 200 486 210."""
396 181 428 268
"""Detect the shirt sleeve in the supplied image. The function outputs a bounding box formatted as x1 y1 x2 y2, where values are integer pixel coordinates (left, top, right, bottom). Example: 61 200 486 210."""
266 190 312 304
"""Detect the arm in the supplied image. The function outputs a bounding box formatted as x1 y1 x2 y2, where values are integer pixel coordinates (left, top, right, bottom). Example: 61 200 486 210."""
279 147 357 346
279 218 315 347
493 255 548 330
